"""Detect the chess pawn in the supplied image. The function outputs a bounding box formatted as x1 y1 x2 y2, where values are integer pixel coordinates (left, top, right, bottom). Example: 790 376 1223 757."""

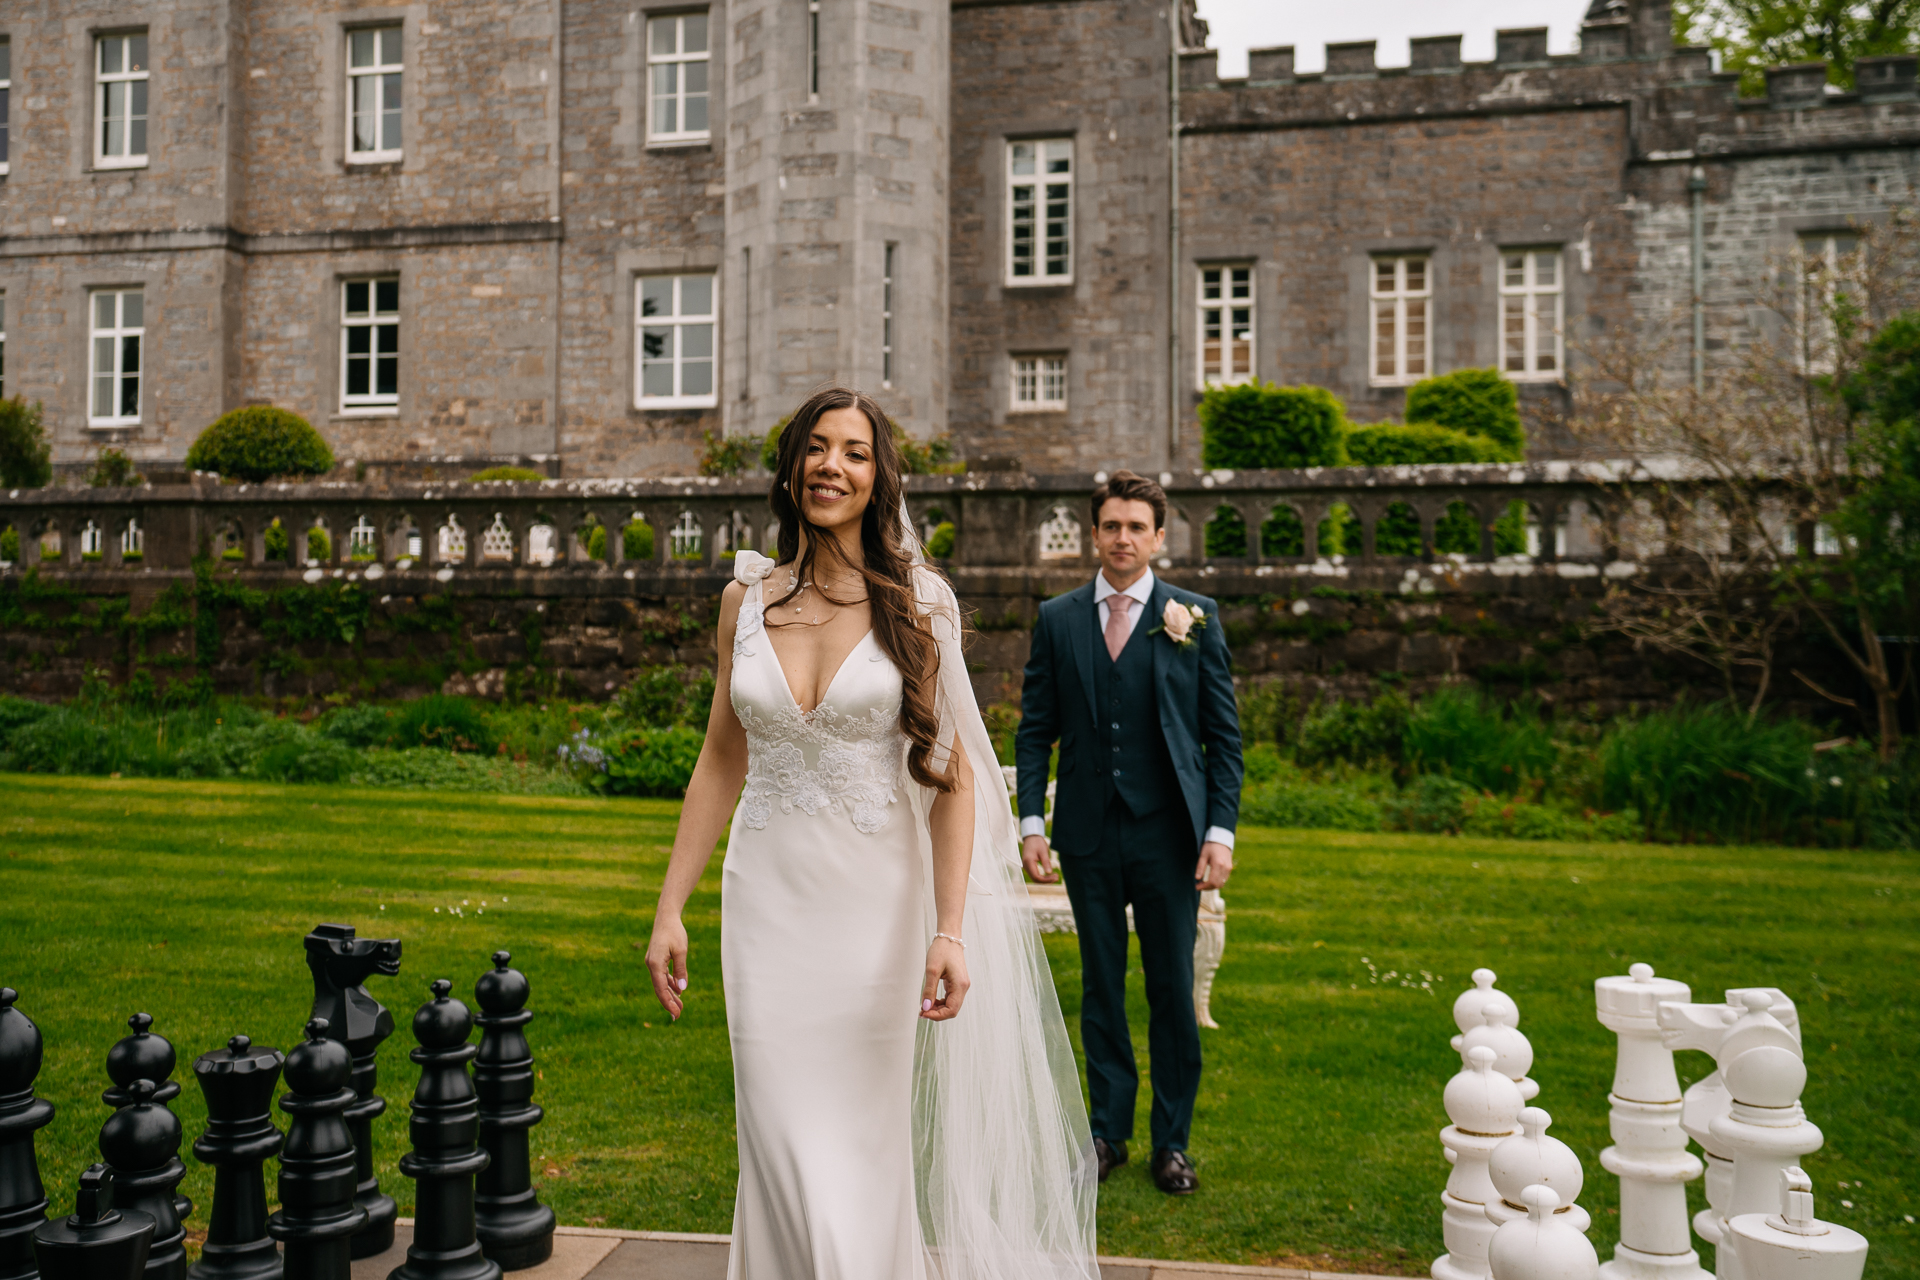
1594 964 1706 1280
1452 970 1520 1054
266 1020 366 1280
98 1080 187 1280
390 981 499 1280
1462 1009 1540 1103
1487 1109 1590 1235
30 1165 154 1280
1488 1185 1599 1280
472 954 555 1271
303 924 403 1259
1435 1046 1524 1280
1722 1168 1866 1280
189 1037 286 1280
1706 996 1823 1280
0 989 57 1280
104 1016 193 1227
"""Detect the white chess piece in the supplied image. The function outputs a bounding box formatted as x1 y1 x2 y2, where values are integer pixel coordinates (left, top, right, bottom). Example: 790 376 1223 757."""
1706 995 1824 1280
1489 1185 1600 1280
1722 1167 1867 1280
1436 1046 1524 1280
1488 1108 1591 1235
1453 968 1522 1054
1464 1007 1540 1102
1595 963 1708 1280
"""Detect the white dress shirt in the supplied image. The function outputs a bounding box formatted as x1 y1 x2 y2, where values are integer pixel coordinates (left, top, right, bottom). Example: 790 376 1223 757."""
1020 569 1235 852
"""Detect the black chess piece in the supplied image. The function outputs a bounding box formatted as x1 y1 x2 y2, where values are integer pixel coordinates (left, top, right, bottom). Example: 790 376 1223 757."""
103 1015 193 1228
303 925 402 1259
98 1080 186 1280
265 1020 366 1280
390 982 499 1280
30 1165 154 1280
188 1037 285 1280
0 989 56 1280
471 955 554 1272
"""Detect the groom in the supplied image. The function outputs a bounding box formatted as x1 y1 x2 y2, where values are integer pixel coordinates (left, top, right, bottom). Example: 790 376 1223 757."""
1015 469 1243 1196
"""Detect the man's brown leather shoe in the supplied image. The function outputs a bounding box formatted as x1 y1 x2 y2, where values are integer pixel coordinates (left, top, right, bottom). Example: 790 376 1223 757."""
1151 1148 1198 1195
1094 1138 1128 1183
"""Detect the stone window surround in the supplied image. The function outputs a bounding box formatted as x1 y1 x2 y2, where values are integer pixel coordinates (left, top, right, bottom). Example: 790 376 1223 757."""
321 6 426 174
339 275 402 415
614 248 722 415
88 286 144 429
1195 261 1256 390
627 2 725 156
1004 133 1075 288
324 257 410 425
644 8 712 148
63 263 166 440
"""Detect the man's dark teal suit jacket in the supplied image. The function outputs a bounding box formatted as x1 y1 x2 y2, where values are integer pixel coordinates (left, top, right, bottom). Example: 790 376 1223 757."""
1015 574 1243 854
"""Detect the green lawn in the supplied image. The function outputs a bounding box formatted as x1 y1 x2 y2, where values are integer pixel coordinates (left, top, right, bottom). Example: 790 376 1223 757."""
2 776 1915 1276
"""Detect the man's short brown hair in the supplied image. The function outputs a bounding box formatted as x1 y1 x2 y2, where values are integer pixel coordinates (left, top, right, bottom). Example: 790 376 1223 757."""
1091 469 1167 530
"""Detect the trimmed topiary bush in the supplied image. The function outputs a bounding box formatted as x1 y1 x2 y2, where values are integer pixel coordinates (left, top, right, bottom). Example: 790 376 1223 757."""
468 466 545 483
185 406 334 482
623 519 654 561
0 398 53 489
925 521 955 559
1403 368 1525 459
1199 380 1348 470
1344 421 1507 466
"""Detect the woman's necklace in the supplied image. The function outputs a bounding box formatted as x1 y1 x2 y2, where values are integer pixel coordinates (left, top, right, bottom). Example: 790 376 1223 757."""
781 568 864 627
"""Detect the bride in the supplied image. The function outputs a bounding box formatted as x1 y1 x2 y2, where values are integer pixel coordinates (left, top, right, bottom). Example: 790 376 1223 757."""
644 387 1098 1279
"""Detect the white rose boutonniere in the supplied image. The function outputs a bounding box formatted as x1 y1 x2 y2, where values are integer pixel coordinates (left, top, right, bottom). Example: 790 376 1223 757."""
1150 599 1207 650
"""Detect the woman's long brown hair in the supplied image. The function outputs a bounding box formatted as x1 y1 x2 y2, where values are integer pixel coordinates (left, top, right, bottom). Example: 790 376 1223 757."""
767 387 956 793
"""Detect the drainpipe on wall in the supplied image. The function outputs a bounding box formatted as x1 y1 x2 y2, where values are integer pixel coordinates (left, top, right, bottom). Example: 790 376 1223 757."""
1167 0 1183 461
551 0 567 470
1689 164 1706 392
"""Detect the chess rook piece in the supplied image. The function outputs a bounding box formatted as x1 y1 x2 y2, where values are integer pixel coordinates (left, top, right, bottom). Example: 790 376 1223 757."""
104 1016 193 1228
304 924 402 1259
472 955 554 1271
1 989 57 1280
1594 964 1707 1280
30 1164 154 1280
1486 1108 1590 1236
189 1037 286 1280
266 1020 367 1280
1722 1167 1867 1280
390 982 499 1280
98 1080 187 1280
1488 1185 1600 1280
1435 1046 1524 1280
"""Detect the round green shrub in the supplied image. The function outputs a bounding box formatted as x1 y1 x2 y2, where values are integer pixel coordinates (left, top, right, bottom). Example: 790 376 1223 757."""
263 519 291 562
1344 422 1506 466
1199 380 1348 470
586 525 609 562
468 466 545 483
925 521 955 558
623 520 654 561
1403 368 1525 459
306 527 332 562
186 406 334 482
0 398 53 489
0 527 18 563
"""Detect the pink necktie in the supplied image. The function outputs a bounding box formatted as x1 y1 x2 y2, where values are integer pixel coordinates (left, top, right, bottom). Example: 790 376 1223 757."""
1104 594 1133 661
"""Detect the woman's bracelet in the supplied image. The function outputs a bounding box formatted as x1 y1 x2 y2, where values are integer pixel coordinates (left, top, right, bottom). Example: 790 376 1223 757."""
933 932 966 949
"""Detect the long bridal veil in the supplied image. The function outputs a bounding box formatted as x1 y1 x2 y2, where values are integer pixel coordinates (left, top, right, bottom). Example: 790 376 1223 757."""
903 504 1099 1280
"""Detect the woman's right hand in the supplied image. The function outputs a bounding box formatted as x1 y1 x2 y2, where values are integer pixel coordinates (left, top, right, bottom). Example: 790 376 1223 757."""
645 914 691 1020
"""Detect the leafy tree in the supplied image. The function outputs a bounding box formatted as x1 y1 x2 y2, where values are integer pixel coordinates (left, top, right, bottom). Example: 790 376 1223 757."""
1198 380 1348 470
186 406 334 482
1403 368 1525 460
0 398 53 489
1675 0 1920 96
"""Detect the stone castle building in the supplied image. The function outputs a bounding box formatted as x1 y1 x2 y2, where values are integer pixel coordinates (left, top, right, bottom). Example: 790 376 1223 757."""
2 0 1918 477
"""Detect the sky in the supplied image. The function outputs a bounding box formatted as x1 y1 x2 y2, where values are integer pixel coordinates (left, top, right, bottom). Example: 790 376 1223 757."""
1193 0 1598 78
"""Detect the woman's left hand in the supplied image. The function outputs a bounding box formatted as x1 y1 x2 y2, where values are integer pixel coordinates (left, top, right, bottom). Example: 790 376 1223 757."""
920 936 970 1021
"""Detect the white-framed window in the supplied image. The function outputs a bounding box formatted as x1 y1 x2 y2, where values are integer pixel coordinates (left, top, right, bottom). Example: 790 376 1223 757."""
1 37 12 176
807 0 821 101
1500 248 1562 380
0 292 7 400
881 243 896 388
95 33 150 169
340 277 400 413
1370 255 1430 386
1010 354 1067 412
347 26 403 163
636 273 717 408
647 13 710 144
1797 230 1862 374
89 289 144 427
1199 264 1254 387
1007 138 1072 285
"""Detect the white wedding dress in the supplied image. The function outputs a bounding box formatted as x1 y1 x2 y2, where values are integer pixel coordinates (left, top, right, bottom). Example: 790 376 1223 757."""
720 548 1098 1280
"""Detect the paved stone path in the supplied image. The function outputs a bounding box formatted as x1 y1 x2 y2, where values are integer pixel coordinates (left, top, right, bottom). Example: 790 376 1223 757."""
353 1223 1393 1280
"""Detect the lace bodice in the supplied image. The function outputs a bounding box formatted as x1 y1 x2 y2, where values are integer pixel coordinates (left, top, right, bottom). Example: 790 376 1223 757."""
729 559 908 835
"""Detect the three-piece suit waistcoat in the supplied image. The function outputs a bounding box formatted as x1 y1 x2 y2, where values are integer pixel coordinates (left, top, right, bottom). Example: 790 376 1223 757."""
1090 611 1176 819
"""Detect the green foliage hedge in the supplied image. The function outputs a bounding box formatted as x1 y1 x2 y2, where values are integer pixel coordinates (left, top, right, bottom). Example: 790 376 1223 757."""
925 522 955 559
468 466 545 483
0 398 53 489
1345 422 1507 466
1403 368 1525 459
185 407 334 482
1199 381 1348 470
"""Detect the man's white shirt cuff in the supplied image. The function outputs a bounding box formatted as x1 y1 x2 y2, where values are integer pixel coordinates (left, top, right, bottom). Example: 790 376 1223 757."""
1204 826 1235 850
1020 815 1047 839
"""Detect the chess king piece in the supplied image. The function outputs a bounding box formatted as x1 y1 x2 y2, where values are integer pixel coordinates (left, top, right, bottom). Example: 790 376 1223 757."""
1594 964 1707 1280
30 1165 154 1280
1656 988 1801 1252
98 1081 187 1280
391 981 499 1280
472 954 554 1271
0 989 56 1280
304 924 402 1258
1488 1185 1599 1280
103 1016 193 1228
189 1037 286 1280
266 1020 367 1280
1722 1168 1866 1280
1435 1046 1524 1280
1486 1108 1590 1236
